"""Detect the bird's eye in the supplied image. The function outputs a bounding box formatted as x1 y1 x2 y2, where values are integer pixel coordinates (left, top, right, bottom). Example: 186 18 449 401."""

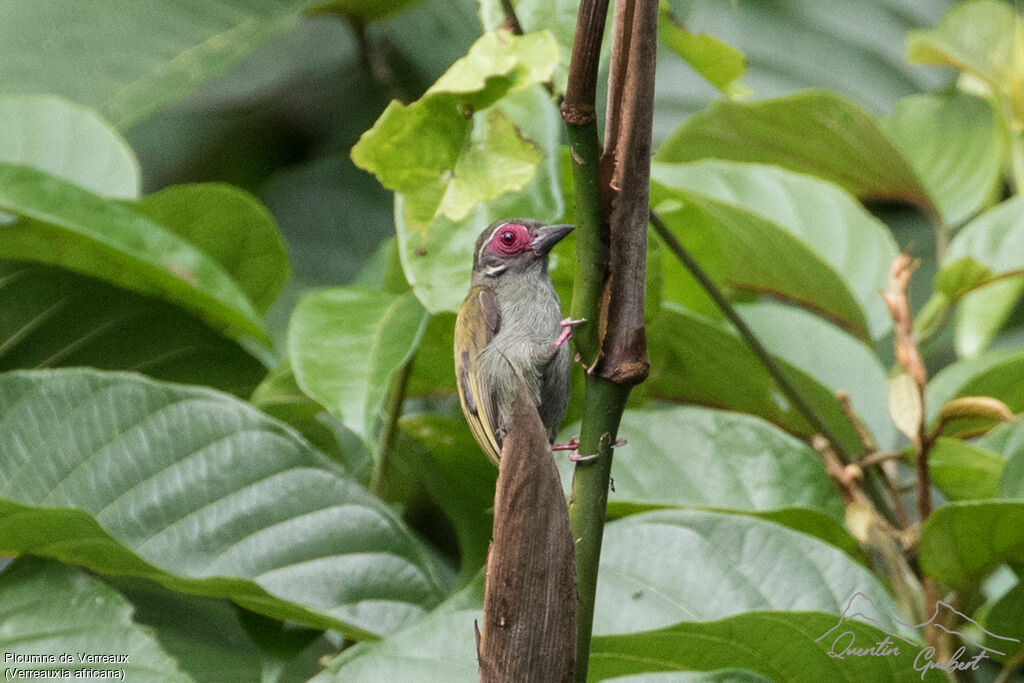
501 231 516 245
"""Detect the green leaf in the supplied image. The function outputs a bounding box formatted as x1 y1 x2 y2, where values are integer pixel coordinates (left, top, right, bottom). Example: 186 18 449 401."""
313 592 483 682
351 30 557 226
603 671 771 683
0 1 321 127
652 161 898 340
407 313 457 397
250 363 355 469
110 577 333 683
0 369 446 638
129 184 291 313
395 86 564 314
560 406 843 519
314 0 424 22
0 558 191 681
589 611 940 682
926 348 1024 427
648 304 868 454
477 0 580 93
0 163 266 343
889 373 922 443
919 501 1024 588
654 91 936 218
399 414 497 581
0 95 140 198
908 0 1024 125
0 261 266 396
986 581 1024 661
955 276 1024 358
996 422 1024 498
288 287 428 444
594 509 910 637
926 437 1004 501
880 92 1005 226
933 196 1024 351
657 3 747 97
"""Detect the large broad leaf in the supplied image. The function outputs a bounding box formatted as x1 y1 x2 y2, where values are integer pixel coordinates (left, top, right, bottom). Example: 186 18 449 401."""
651 0 953 141
881 92 1004 227
0 369 446 638
648 304 866 454
926 348 1024 426
589 612 940 682
130 184 291 313
604 672 770 683
986 581 1024 662
557 406 842 518
925 437 1004 501
110 577 333 683
653 160 899 339
0 558 190 681
313 579 484 682
908 0 1024 126
395 86 564 314
0 95 140 198
554 406 862 560
0 1 323 127
0 261 266 396
654 91 937 218
288 287 428 444
0 163 266 342
352 30 557 227
919 501 1024 588
593 509 912 637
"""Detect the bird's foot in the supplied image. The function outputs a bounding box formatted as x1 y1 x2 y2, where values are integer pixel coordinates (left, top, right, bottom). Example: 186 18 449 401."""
556 436 627 462
555 317 586 348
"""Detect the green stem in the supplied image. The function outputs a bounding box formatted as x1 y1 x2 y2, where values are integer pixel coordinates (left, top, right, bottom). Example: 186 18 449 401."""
649 210 897 524
566 121 605 364
369 360 412 497
568 375 629 681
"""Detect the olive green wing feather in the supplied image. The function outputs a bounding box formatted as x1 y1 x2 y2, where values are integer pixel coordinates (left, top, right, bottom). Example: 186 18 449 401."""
455 286 502 465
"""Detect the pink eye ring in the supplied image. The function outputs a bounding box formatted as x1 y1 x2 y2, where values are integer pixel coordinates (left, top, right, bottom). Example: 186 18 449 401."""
489 223 528 254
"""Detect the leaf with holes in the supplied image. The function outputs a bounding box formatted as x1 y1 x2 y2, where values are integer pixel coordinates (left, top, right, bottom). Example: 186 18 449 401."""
352 31 557 227
0 369 446 638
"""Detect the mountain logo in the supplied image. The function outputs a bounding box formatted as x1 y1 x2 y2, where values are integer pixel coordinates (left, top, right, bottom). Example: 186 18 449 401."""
814 592 1020 677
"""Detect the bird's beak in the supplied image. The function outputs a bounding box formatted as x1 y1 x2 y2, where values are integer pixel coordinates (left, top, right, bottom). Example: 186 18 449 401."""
530 224 574 255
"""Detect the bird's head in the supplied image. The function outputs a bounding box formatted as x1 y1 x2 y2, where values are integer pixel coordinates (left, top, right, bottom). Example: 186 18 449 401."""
472 218 573 280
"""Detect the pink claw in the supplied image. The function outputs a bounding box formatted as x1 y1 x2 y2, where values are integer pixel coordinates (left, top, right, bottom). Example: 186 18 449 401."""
555 317 586 348
557 436 627 462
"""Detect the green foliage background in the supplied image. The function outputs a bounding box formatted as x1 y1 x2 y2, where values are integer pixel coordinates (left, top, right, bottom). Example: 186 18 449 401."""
1 0 1024 681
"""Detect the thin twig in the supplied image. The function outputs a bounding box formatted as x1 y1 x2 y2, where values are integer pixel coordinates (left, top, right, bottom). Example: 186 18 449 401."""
498 0 524 35
649 209 897 524
883 253 943 653
369 359 412 497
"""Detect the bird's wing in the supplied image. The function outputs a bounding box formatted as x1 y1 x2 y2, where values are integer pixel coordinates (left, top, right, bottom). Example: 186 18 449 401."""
455 286 503 465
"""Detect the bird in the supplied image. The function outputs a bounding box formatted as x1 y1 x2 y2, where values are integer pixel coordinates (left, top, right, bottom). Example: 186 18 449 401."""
454 218 584 465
